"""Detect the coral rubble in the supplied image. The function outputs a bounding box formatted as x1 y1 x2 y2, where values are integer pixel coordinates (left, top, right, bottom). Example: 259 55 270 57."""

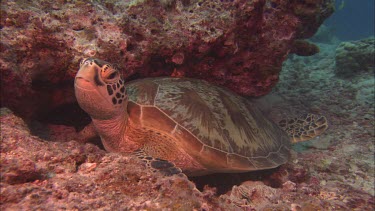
335 37 375 77
258 36 374 210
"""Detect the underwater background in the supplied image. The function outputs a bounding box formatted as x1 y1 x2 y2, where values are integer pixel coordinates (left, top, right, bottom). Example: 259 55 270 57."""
326 0 374 40
0 0 374 210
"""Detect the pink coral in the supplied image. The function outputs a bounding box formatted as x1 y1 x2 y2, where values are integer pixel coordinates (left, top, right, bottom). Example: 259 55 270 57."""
0 0 334 120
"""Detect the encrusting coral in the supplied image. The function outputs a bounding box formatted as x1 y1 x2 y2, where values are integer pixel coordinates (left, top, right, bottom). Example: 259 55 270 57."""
335 37 375 77
0 0 334 120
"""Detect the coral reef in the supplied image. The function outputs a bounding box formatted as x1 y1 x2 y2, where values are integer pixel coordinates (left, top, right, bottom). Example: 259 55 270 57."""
0 0 334 119
3 1 373 210
335 37 375 77
2 46 375 209
0 108 232 210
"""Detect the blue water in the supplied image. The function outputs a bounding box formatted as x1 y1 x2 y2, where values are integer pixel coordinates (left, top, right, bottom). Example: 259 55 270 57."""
325 0 375 41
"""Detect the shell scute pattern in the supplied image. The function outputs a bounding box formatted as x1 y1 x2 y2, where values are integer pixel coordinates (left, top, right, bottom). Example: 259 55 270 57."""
153 79 235 152
126 78 291 164
126 79 159 105
172 125 203 155
141 106 177 132
227 154 255 169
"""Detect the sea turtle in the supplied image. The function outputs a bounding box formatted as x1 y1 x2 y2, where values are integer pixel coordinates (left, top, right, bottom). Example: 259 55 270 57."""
74 58 328 176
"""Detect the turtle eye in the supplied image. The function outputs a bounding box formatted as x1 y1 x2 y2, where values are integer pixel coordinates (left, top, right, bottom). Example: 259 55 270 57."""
101 64 120 82
107 71 118 80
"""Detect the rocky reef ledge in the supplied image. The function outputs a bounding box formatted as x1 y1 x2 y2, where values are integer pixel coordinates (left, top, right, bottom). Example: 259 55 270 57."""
0 108 229 210
1 106 373 210
1 0 334 119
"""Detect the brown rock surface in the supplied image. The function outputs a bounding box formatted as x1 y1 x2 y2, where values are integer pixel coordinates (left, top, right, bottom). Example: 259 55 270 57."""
0 0 334 119
0 108 232 210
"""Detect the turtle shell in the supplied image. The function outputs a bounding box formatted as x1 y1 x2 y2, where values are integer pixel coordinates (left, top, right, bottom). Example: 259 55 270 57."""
126 77 291 172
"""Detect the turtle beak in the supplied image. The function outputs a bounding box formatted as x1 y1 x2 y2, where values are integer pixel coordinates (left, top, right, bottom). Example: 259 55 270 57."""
75 62 96 91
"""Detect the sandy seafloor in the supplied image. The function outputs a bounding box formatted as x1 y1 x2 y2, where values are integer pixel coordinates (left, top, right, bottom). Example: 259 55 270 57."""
1 40 374 210
260 40 374 207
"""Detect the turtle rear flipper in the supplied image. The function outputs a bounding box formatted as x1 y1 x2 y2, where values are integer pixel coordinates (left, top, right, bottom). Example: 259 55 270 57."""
132 149 182 176
278 113 328 143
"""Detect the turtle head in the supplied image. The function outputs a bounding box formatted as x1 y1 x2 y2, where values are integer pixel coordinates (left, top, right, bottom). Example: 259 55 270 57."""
75 58 127 120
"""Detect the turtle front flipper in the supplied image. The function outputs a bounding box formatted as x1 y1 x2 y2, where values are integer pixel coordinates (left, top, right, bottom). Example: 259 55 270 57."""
132 149 182 176
278 113 328 143
77 122 99 143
